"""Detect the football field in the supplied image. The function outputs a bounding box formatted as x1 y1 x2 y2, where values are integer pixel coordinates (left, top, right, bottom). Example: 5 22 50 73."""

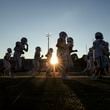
0 72 110 110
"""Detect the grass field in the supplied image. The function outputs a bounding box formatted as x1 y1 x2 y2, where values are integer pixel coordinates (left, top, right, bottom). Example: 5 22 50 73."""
0 73 110 110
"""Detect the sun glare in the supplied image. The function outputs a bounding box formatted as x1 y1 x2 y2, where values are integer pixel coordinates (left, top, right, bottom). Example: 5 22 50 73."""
50 54 58 65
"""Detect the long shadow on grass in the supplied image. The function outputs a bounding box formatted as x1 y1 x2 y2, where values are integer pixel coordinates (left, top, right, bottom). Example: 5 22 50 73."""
1 77 47 110
63 79 110 110
0 78 30 109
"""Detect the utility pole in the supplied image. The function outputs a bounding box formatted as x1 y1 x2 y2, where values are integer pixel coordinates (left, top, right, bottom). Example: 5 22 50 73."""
46 33 51 51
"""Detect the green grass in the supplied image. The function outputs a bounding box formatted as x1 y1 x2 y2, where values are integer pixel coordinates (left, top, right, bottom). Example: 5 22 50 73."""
0 75 110 110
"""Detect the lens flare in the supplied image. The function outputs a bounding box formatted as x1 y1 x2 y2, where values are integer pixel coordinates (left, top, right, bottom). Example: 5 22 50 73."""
50 53 58 65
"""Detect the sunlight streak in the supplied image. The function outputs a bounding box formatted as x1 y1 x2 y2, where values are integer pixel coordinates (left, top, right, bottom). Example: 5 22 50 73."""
50 53 58 65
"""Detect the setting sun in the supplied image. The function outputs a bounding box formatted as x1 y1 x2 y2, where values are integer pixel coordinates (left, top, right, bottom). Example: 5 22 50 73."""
50 54 58 65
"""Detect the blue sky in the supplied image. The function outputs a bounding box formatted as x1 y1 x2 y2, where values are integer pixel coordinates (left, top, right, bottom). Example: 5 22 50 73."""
0 0 110 58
